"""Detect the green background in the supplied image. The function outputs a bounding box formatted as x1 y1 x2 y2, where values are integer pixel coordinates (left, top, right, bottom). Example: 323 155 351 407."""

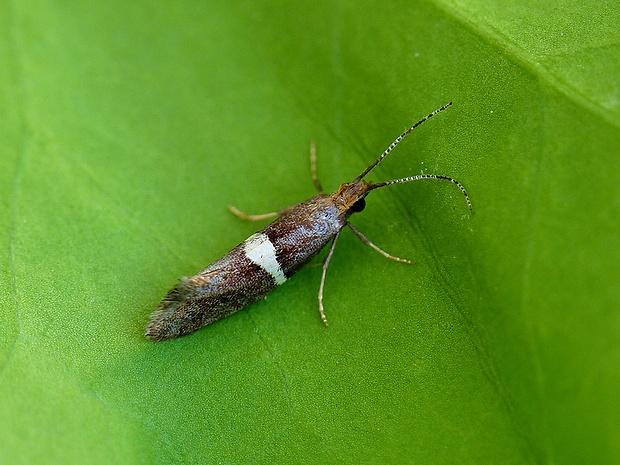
1 1 618 463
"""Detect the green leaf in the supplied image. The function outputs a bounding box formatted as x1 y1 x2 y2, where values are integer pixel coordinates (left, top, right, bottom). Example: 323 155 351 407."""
1 1 618 463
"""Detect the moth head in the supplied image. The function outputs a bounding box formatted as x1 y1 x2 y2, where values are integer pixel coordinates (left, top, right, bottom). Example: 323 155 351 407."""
333 181 372 214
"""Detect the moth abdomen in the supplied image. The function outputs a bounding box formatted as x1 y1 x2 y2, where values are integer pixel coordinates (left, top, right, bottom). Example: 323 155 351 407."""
146 280 276 341
146 234 289 340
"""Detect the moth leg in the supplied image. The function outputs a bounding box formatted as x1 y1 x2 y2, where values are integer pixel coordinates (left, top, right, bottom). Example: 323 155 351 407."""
347 222 414 264
318 229 342 327
227 205 292 221
310 142 324 193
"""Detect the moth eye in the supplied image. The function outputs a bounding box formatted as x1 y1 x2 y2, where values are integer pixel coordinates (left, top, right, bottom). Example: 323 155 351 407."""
350 198 366 213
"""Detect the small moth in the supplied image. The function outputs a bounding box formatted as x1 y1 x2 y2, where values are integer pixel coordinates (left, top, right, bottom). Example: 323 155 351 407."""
146 102 472 341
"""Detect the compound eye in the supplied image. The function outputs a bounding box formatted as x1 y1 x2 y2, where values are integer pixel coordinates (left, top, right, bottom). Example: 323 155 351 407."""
350 198 366 213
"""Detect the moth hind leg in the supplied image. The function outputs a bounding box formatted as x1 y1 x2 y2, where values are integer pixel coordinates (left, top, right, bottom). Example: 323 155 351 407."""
229 141 323 221
227 205 295 221
346 222 414 264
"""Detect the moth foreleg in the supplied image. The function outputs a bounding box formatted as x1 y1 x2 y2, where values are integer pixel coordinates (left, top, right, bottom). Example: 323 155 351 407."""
346 222 414 264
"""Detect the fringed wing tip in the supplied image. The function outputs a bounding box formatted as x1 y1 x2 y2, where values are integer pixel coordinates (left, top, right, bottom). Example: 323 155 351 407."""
144 302 177 341
144 307 169 341
144 278 192 341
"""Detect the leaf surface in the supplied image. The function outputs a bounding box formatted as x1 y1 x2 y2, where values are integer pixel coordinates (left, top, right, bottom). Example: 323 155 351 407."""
0 1 618 463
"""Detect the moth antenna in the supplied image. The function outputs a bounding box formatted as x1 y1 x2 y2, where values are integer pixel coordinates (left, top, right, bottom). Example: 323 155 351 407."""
370 174 473 215
355 102 453 182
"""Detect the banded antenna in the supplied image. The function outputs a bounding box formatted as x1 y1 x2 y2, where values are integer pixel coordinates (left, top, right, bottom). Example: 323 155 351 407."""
357 102 472 214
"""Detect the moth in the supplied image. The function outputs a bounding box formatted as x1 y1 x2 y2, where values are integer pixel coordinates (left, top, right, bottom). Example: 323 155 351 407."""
145 102 472 341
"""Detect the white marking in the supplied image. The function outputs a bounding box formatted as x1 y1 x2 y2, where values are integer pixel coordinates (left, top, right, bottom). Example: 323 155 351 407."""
244 233 287 285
